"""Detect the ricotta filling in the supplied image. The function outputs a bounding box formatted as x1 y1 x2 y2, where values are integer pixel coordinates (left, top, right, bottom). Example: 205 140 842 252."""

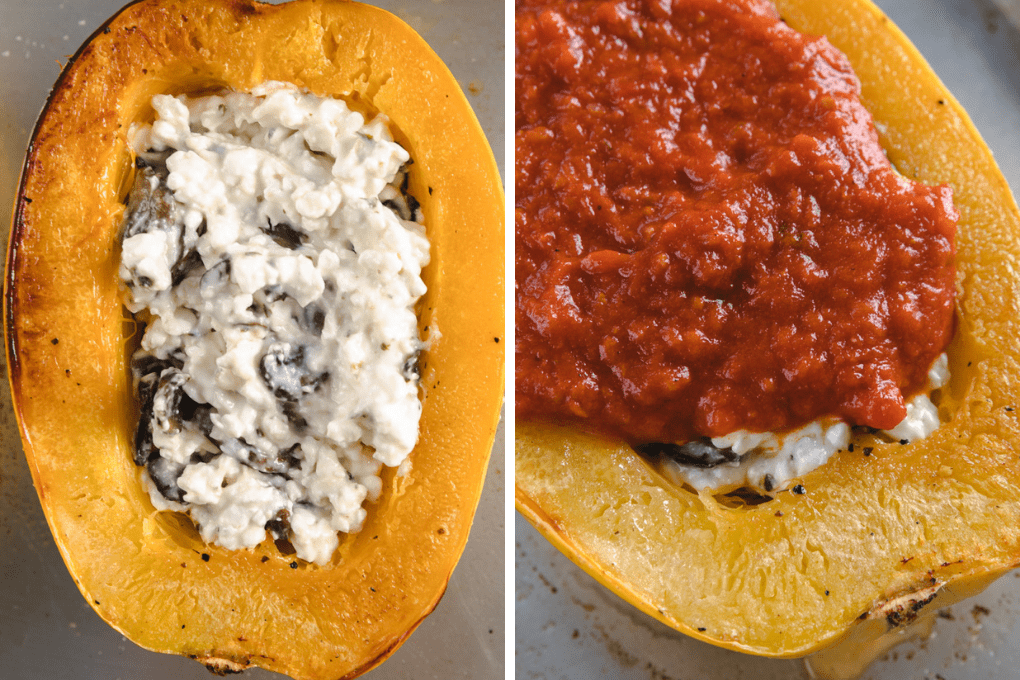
662 354 950 493
119 82 430 565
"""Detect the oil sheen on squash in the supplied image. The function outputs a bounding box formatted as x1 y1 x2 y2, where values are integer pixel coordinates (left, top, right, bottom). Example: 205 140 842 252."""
515 0 957 444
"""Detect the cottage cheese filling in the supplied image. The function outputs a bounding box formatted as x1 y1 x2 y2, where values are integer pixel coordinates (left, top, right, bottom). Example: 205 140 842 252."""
659 354 950 493
119 82 430 565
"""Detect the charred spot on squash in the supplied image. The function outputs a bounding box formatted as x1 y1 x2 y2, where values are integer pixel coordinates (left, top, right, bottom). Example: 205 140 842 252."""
196 655 250 676
880 587 940 628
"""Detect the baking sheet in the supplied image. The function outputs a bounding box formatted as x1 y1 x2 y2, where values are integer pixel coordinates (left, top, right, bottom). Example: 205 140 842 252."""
0 1 504 679
515 0 1020 679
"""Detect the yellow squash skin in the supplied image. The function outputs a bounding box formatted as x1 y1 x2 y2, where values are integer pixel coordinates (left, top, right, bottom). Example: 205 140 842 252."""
6 1 503 679
515 0 1020 670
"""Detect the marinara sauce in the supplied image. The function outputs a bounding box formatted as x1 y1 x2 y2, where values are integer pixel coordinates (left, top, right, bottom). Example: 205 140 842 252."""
515 0 957 444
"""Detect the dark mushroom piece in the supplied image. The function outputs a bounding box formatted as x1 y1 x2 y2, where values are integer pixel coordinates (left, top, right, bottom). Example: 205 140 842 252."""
634 439 740 469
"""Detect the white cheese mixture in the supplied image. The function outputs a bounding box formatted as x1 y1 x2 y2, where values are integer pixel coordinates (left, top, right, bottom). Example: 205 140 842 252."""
665 354 950 493
119 82 430 565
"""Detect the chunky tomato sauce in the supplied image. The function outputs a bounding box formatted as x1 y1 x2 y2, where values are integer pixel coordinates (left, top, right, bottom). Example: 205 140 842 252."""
515 0 957 444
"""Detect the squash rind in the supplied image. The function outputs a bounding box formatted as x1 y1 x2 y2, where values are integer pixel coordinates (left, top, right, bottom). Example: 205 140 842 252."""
5 1 504 679
515 0 1020 665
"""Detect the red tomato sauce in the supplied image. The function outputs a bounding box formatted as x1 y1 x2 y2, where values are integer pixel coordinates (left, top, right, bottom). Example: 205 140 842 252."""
515 0 957 444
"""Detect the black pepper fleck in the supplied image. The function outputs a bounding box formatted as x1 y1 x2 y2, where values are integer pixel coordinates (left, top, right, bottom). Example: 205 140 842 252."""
428 186 433 195
201 553 210 562
792 484 806 495
1007 407 1014 412
24 197 32 204
938 99 945 105
847 443 854 452
825 590 830 596
103 27 111 34
494 337 500 343
51 338 59 345
697 627 706 632
290 561 298 569
899 439 909 445
863 446 873 456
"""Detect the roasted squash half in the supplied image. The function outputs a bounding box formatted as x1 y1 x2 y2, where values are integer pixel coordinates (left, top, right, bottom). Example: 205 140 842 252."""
5 1 504 679
515 0 1020 677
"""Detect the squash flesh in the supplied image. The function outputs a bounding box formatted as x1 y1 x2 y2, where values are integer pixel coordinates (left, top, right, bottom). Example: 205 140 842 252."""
6 1 504 678
515 0 1020 662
